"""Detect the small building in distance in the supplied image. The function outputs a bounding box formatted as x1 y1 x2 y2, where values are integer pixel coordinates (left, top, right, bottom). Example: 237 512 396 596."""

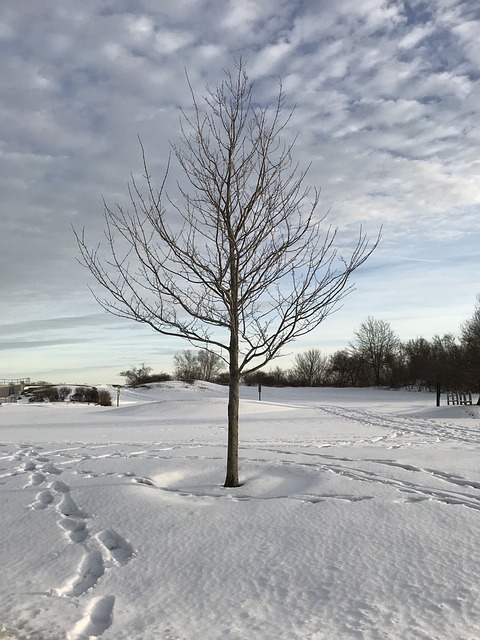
0 378 30 402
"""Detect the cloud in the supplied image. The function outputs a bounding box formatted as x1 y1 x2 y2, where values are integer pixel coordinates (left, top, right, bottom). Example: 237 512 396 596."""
0 314 112 335
0 338 86 352
1 0 480 382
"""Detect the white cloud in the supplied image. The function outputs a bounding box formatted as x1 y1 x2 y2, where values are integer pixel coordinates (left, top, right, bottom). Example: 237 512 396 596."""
125 14 155 40
221 0 260 32
153 29 195 54
249 41 293 78
1 0 480 382
399 24 434 49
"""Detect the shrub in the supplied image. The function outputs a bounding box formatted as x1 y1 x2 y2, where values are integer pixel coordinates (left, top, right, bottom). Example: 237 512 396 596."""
72 386 99 403
45 387 60 402
85 387 99 404
143 372 172 384
98 389 112 406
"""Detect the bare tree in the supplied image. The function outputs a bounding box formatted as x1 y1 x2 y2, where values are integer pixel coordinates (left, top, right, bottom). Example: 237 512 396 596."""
291 349 329 386
328 349 368 387
402 337 434 390
173 350 201 382
460 295 480 402
196 349 226 382
351 317 400 386
75 61 379 487
174 348 225 382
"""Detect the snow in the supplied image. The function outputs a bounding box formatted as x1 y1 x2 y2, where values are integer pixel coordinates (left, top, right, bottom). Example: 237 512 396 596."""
0 382 479 640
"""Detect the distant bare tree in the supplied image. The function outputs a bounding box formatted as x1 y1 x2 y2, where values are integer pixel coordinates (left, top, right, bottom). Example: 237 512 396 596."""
292 349 329 386
430 334 463 390
402 337 434 390
196 350 226 382
328 349 368 387
351 317 400 386
461 295 480 403
75 61 379 486
173 349 225 382
173 350 201 382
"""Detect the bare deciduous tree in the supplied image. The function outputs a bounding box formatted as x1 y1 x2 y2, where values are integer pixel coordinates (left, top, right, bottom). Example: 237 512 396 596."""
291 349 329 386
173 349 200 382
351 317 400 386
460 294 480 403
74 61 379 487
328 349 368 387
173 348 225 382
196 349 226 382
402 337 434 390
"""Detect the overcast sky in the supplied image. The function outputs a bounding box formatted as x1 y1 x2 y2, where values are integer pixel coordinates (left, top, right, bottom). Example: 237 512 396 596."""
1 0 480 384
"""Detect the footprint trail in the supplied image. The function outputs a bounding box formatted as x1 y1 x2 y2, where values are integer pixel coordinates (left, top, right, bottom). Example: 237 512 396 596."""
12 446 133 639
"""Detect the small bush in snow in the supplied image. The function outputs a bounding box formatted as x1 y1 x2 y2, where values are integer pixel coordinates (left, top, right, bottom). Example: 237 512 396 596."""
98 389 112 406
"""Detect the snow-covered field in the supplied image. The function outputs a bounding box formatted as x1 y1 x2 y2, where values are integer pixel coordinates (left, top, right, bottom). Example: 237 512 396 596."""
1 383 479 640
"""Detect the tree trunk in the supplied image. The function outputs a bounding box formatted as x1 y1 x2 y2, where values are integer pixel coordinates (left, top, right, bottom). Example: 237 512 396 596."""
224 339 240 487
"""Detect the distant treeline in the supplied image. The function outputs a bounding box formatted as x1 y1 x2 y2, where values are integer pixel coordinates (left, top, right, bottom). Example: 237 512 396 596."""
120 297 480 398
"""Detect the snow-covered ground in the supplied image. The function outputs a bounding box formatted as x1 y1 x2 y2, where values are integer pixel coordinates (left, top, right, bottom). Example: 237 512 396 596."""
1 383 479 640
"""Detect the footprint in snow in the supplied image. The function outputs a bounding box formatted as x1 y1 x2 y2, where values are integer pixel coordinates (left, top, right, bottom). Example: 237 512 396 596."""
31 490 55 510
68 595 115 640
54 549 105 597
49 478 70 493
41 462 62 475
132 476 155 486
58 517 89 543
96 529 134 565
26 472 46 487
57 493 87 518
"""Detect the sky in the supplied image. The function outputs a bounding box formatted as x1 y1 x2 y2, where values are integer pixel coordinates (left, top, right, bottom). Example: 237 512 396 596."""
1 0 480 385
